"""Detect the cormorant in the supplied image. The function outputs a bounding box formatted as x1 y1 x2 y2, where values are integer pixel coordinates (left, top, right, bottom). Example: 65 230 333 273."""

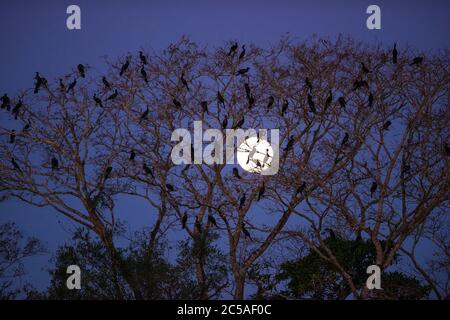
233 168 242 179
93 94 103 108
143 162 154 177
296 181 306 196
305 77 313 91
238 45 246 60
228 42 238 56
12 100 22 119
139 51 147 65
368 92 374 108
120 59 130 76
51 157 59 170
361 62 370 74
77 64 85 78
106 89 118 101
445 143 450 157
281 99 288 116
129 150 136 161
141 67 148 83
104 166 112 180
208 214 218 228
382 120 392 131
166 183 175 193
173 98 182 109
325 90 332 111
102 76 111 90
66 79 77 93
370 181 378 197
392 43 398 64
244 83 251 99
1 94 10 109
340 132 349 147
236 67 250 76
180 72 189 91
221 115 228 129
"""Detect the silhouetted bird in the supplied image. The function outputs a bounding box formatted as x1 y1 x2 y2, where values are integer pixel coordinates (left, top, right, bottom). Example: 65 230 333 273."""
221 115 228 129
325 228 336 240
12 100 22 119
59 79 65 92
410 57 423 66
139 51 147 65
104 166 112 180
307 94 316 113
93 94 103 108
361 62 370 74
296 181 306 196
239 193 246 209
102 76 111 90
141 67 148 83
238 45 246 60
257 182 265 201
199 100 208 114
11 158 22 173
228 42 238 56
266 96 274 111
1 94 10 109
143 162 154 177
129 150 136 161
106 89 118 101
382 120 392 131
51 157 59 170
233 168 242 179
22 123 30 133
233 116 244 129
305 77 313 91
34 72 44 93
208 214 218 228
392 43 398 64
248 95 255 109
242 225 251 239
181 212 188 229
77 64 85 78
368 92 374 108
370 181 378 197
281 99 288 116
173 98 182 109
166 184 175 193
338 96 346 109
236 67 249 76
120 59 130 76
444 143 450 157
9 130 15 143
217 91 225 104
341 132 349 147
244 83 251 99
180 72 189 91
284 135 295 152
66 79 77 93
325 90 332 111
139 107 149 123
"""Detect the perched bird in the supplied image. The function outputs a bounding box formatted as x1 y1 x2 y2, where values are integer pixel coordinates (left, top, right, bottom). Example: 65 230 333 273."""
305 77 313 91
77 64 85 78
208 214 218 228
166 183 175 193
338 96 346 109
141 67 148 83
21 123 30 133
51 157 59 170
173 98 182 109
445 143 450 157
102 76 111 90
238 45 246 60
247 95 255 109
392 43 398 64
93 94 103 108
266 96 274 111
370 181 378 197
236 67 250 76
257 182 265 201
221 115 228 129
120 59 130 76
104 166 113 180
1 94 10 109
233 168 242 179
382 120 392 131
143 162 154 177
284 135 295 152
106 89 118 101
239 193 246 209
307 94 316 114
244 83 251 99
217 91 225 104
9 130 15 143
325 90 332 111
180 72 189 91
181 212 188 229
281 99 288 116
11 158 22 173
34 72 43 93
368 92 374 108
201 101 208 114
325 228 336 240
139 107 149 123
66 79 77 93
410 57 423 66
139 51 147 65
59 79 65 92
12 100 22 119
129 150 136 161
228 42 238 56
340 132 349 147
361 62 370 74
242 224 251 239
296 181 306 196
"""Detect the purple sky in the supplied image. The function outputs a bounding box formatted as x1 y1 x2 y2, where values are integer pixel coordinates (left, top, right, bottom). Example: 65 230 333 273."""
0 0 449 292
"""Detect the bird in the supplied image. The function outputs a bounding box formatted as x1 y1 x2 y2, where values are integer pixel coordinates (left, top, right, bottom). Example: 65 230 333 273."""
11 158 22 173
143 162 154 177
340 132 349 147
239 193 246 209
120 59 130 76
166 184 175 193
307 94 316 114
221 115 228 129
129 150 136 161
266 96 274 111
338 97 346 109
51 157 59 170
368 92 374 108
257 182 265 201
141 67 148 83
392 43 398 64
66 79 77 93
21 123 30 133
173 98 182 109
445 143 450 157
244 83 251 99
325 228 336 240
247 95 255 109
102 76 111 90
208 214 218 228
233 116 245 129
34 72 43 93
181 212 188 229
305 77 313 91
217 91 225 105
410 57 423 66
228 42 238 56
200 100 208 114
370 181 378 197
1 94 10 109
180 72 189 91
382 120 392 131
325 90 332 111
236 67 250 76
139 51 147 65
106 89 118 101
238 45 246 60
59 79 65 92
242 224 251 239
139 107 149 123
233 168 242 179
283 135 295 152
296 181 306 196
77 64 85 78
361 62 370 74
93 94 103 108
12 100 22 119
104 166 112 180
281 99 288 116
9 130 15 143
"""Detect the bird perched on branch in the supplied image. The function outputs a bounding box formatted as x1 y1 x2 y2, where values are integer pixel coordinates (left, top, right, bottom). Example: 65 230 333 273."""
143 162 154 177
1 94 10 110
51 157 59 170
201 101 208 114
325 90 332 111
141 66 148 83
238 45 246 60
77 64 85 78
338 96 346 109
166 184 175 193
120 58 130 76
173 98 182 109
102 76 111 90
12 100 22 119
283 135 295 152
370 181 378 197
236 67 250 76
340 132 349 147
305 77 313 91
66 79 77 93
104 166 112 180
382 120 392 131
233 168 242 179
180 72 189 91
281 99 288 116
129 150 136 161
392 43 398 64
93 94 103 108
228 42 238 56
139 51 147 65
106 89 118 101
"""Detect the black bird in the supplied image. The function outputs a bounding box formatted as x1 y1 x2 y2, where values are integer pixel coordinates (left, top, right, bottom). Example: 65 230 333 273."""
221 115 228 129
1 94 10 109
12 100 22 119
102 76 111 90
281 99 288 116
305 77 313 91
173 98 182 109
139 107 149 123
239 193 246 209
22 123 30 133
66 79 77 93
247 95 255 109
34 72 43 94
410 56 423 66
9 130 15 143
141 67 148 83
106 89 118 101
233 116 244 129
166 184 175 193
338 96 346 109
266 96 274 111
307 94 316 114
370 181 378 197
181 212 188 229
208 214 218 228
257 182 265 201
445 143 450 157
77 64 85 78
143 162 154 177
139 51 147 65
51 157 59 170
392 43 398 64
104 166 112 180
236 67 250 76
120 59 130 76
233 168 242 179
238 45 246 60
180 72 189 91
93 94 103 108
244 83 251 99
217 91 225 104
201 101 208 114
340 132 349 147
368 92 374 108
296 181 306 195
129 150 136 161
325 90 332 111
284 135 295 152
11 158 22 173
228 42 238 56
242 224 251 239
382 120 392 131
361 62 370 74
325 228 336 240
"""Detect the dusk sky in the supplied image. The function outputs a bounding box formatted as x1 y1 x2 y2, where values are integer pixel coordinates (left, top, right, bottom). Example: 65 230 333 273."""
0 0 449 291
